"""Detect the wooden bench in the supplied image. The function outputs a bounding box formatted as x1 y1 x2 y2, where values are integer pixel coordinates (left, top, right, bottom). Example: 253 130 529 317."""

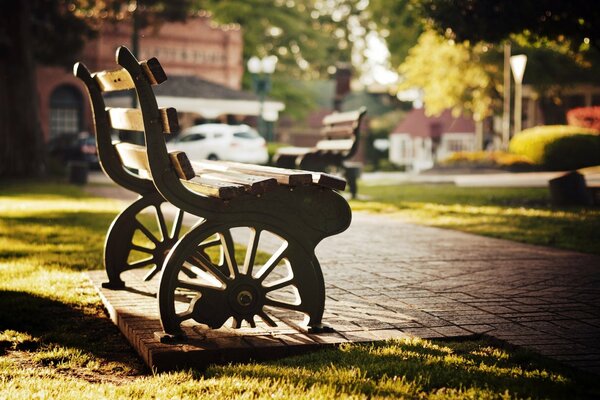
274 107 367 198
75 46 352 336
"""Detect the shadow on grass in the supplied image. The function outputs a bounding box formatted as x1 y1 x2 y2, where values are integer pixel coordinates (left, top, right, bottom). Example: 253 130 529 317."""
0 289 144 371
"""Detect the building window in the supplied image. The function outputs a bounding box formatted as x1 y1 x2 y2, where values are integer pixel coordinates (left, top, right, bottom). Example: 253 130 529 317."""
50 85 82 138
446 139 466 152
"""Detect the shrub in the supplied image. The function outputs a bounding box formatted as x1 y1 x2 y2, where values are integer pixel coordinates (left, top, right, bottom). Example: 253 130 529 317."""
441 151 534 170
509 125 600 170
567 106 600 130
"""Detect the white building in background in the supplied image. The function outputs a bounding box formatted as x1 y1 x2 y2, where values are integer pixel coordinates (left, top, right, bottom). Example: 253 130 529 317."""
389 108 476 171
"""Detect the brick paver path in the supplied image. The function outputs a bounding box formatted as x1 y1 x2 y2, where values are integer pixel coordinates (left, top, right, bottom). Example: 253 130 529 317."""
85 182 600 374
317 213 600 375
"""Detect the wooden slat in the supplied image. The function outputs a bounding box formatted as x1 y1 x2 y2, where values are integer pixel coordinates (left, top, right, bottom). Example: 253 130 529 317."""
194 169 278 195
107 107 179 133
321 124 355 138
182 177 246 199
313 173 346 191
274 146 311 157
315 139 354 152
93 58 166 92
113 142 150 173
322 109 364 125
191 160 313 186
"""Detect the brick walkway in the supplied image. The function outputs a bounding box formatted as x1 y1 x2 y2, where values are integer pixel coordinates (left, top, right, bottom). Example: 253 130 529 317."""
85 181 600 374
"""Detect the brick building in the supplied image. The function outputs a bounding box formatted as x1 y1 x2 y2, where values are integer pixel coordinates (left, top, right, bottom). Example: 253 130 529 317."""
37 14 282 141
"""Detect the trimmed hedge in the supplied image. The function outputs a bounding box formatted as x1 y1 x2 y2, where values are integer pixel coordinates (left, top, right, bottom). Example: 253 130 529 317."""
509 125 600 170
567 106 600 131
441 151 534 170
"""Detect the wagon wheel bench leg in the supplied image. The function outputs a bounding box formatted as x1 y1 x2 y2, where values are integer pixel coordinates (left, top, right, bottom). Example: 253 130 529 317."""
157 220 326 335
102 192 191 288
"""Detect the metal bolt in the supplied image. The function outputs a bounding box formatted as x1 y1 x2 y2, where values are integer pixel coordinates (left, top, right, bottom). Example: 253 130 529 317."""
237 290 253 306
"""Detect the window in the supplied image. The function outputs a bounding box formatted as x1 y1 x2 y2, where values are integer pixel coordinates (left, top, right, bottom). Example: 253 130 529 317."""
50 85 83 138
233 130 260 139
179 133 206 142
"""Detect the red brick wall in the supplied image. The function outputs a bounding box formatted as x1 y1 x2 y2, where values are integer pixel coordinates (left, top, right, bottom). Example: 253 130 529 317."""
37 15 243 140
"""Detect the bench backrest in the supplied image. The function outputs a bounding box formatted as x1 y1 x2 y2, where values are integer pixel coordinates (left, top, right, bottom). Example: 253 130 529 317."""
75 48 196 196
316 107 367 159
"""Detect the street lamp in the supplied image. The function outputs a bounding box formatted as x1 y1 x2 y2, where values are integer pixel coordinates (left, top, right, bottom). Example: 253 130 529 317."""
247 55 277 141
510 54 527 135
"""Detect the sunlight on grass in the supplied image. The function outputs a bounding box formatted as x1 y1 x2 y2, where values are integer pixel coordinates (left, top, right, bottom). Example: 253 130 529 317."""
351 183 600 254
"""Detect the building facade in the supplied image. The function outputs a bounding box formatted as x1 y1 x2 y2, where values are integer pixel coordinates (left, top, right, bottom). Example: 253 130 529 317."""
37 14 244 141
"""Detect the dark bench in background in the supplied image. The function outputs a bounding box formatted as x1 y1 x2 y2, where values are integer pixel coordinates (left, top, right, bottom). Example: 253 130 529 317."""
274 107 367 198
75 46 352 337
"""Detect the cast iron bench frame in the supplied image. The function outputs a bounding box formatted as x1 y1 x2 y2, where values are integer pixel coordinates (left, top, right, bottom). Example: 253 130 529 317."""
274 107 367 197
75 46 352 336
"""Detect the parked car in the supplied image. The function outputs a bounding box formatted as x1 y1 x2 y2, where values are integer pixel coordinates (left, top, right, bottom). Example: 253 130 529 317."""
47 132 100 169
167 123 269 164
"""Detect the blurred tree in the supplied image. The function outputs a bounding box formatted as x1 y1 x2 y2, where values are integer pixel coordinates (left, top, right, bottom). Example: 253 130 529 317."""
367 0 423 66
195 0 365 119
398 30 497 120
418 0 600 52
0 0 190 178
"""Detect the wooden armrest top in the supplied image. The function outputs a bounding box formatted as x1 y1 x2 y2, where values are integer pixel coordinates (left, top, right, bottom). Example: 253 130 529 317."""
275 147 312 156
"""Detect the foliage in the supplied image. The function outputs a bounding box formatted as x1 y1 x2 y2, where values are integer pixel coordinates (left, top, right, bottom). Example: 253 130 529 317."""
352 183 600 255
398 30 497 120
509 125 600 170
567 106 600 130
419 0 600 52
367 0 423 66
441 151 535 170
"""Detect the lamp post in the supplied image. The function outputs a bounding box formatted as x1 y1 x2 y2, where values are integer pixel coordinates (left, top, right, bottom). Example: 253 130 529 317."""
510 54 527 136
247 55 277 141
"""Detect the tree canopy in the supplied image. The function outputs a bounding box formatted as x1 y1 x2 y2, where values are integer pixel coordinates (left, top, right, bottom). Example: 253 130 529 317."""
419 0 600 52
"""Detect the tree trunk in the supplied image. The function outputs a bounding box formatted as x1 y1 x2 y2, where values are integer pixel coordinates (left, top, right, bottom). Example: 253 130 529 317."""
0 0 46 178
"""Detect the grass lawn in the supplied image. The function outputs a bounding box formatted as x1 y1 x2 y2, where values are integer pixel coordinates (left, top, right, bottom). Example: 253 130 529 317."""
1 181 599 399
351 183 600 255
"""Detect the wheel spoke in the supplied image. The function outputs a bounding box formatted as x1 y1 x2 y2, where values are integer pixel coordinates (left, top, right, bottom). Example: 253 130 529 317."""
264 299 305 313
143 265 161 281
219 230 239 278
171 209 185 239
131 244 154 254
123 257 155 272
243 229 261 277
264 278 295 292
197 237 221 250
181 266 198 279
188 250 230 283
177 279 222 294
258 311 278 327
135 220 160 245
155 205 169 241
256 243 287 282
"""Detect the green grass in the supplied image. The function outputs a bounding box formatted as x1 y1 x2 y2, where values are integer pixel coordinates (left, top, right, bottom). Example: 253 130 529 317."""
1 180 599 399
351 183 600 255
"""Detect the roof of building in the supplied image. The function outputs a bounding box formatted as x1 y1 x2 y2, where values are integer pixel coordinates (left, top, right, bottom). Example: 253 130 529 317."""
153 75 258 101
392 108 475 138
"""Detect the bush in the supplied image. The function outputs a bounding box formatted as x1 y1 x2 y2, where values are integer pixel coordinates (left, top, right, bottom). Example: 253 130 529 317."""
567 106 600 130
509 125 600 170
441 151 534 170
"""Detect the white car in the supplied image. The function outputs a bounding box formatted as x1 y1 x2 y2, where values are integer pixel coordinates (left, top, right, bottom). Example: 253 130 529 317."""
167 123 269 164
